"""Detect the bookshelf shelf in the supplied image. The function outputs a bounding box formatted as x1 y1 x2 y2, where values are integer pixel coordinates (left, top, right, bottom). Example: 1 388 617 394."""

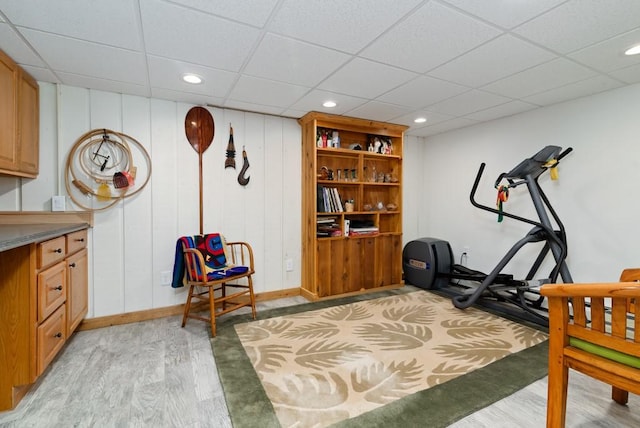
299 112 407 299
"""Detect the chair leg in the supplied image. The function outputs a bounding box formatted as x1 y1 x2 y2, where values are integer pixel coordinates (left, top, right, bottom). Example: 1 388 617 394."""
209 284 217 337
181 285 195 327
612 386 629 405
248 275 257 320
546 360 568 427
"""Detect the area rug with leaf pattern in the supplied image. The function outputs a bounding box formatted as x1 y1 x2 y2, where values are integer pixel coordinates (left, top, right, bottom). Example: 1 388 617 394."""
211 288 549 428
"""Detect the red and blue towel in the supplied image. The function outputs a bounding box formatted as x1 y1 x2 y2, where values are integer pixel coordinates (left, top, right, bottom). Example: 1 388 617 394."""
171 233 227 288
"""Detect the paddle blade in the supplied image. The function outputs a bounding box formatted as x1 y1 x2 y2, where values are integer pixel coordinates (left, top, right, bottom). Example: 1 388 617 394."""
185 106 215 154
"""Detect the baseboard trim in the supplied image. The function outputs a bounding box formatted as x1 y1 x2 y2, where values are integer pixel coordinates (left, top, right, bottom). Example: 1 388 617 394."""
77 287 302 331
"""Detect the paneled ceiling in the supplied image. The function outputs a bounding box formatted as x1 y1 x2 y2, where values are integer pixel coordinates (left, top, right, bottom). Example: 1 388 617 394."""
1 0 639 136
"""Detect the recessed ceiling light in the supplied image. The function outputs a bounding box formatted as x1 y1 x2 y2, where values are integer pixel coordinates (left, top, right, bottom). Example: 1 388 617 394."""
323 100 337 108
414 117 427 124
183 73 203 84
624 44 640 56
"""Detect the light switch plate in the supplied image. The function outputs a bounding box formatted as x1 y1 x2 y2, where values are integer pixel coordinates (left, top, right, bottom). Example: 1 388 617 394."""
51 196 66 212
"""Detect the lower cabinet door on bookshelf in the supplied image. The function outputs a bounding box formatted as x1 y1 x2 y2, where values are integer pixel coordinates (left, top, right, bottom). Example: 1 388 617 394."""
376 234 403 286
317 237 382 297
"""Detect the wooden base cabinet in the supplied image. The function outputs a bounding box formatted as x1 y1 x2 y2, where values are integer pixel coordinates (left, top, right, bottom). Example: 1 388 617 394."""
299 112 407 299
0 226 88 411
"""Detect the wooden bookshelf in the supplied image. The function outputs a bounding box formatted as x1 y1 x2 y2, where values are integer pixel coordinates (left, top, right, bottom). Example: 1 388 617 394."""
298 112 407 299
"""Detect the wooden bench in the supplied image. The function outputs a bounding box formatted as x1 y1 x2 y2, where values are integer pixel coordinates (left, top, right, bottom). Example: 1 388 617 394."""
540 269 640 427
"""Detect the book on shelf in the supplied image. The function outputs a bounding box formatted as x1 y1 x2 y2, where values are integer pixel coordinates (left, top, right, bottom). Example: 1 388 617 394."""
318 186 344 213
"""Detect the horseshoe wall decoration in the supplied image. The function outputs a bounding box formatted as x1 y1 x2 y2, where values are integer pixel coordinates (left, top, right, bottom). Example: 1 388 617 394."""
238 146 250 186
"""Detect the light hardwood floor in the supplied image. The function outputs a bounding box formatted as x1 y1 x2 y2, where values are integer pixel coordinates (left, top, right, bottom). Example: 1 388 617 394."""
1 292 639 427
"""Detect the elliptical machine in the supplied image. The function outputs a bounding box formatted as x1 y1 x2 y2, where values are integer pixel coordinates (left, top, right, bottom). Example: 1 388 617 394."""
403 146 573 325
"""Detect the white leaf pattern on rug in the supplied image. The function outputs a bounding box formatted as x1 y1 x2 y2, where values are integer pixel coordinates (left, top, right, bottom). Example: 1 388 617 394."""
354 322 432 350
351 359 424 404
234 291 547 427
294 340 371 370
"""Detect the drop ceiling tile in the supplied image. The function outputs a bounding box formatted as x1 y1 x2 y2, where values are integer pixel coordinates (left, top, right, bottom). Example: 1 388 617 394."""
20 29 148 85
227 75 309 108
21 65 59 83
223 99 286 116
523 75 625 106
1 0 141 50
56 71 151 98
482 58 597 99
151 87 224 106
287 89 368 115
441 0 566 29
140 0 260 72
168 0 279 27
464 100 539 122
244 33 350 87
269 0 422 54
513 0 640 54
406 117 478 137
568 28 640 72
317 58 416 99
377 75 468 108
389 110 455 128
147 56 237 99
427 90 511 117
428 34 556 87
360 1 502 73
0 23 46 66
609 64 640 84
344 101 412 122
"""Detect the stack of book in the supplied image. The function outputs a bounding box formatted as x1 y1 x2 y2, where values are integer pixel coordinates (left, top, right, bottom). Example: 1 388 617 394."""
317 186 344 213
348 219 379 236
317 217 342 237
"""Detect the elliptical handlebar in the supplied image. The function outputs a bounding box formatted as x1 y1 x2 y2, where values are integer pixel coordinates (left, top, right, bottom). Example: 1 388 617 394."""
469 162 540 228
468 146 572 228
557 147 573 161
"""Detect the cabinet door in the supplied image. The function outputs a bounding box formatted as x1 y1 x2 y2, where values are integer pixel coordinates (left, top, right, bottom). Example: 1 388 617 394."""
17 70 39 175
37 304 66 375
67 248 88 335
0 50 17 171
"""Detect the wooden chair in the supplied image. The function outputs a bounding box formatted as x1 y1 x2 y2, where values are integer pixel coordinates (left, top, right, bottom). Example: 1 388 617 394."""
541 269 640 427
181 240 256 336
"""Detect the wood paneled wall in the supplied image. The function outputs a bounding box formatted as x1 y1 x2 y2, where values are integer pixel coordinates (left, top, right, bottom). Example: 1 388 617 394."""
0 83 302 318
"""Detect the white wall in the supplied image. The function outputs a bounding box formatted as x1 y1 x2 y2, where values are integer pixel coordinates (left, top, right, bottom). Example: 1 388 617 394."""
0 83 301 318
406 83 640 283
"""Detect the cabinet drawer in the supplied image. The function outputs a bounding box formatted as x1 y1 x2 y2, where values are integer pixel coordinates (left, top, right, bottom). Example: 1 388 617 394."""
66 229 87 254
37 304 66 375
38 236 65 269
38 261 66 322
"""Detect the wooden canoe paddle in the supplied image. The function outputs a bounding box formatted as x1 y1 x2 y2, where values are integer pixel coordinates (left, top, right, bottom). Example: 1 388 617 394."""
185 106 215 235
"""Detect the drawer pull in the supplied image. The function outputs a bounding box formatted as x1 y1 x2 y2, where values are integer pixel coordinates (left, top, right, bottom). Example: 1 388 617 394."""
54 332 62 338
53 248 63 253
69 262 76 268
53 285 63 291
75 238 85 242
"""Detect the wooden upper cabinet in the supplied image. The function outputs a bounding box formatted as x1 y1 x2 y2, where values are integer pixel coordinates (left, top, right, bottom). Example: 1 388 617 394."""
0 48 39 178
0 49 18 172
18 70 39 175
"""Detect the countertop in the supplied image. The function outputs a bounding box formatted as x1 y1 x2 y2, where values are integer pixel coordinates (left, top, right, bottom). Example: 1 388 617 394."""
0 223 89 252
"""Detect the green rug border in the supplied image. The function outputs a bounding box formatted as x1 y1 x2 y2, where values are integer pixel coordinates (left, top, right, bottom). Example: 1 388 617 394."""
211 288 549 428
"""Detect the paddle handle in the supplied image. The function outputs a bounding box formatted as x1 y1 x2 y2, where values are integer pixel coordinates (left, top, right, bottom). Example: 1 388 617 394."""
199 152 204 235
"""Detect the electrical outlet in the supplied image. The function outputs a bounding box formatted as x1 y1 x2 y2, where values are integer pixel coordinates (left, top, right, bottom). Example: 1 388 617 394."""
160 270 172 286
286 258 294 272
